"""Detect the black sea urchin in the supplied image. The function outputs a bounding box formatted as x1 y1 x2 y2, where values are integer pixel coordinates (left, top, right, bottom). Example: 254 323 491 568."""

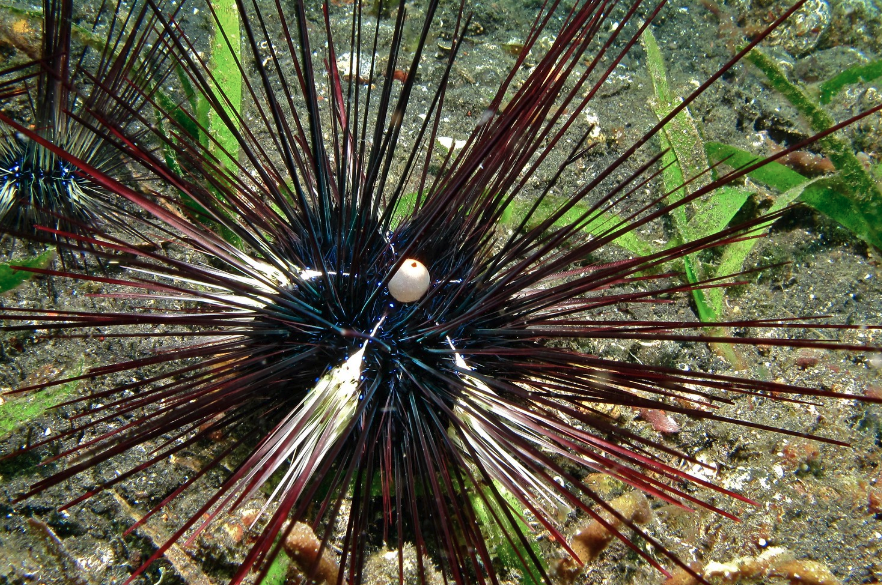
0 0 881 583
0 0 173 249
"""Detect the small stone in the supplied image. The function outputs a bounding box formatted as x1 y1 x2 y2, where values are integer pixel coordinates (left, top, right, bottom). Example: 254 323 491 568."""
222 521 244 544
637 407 680 434
795 349 821 369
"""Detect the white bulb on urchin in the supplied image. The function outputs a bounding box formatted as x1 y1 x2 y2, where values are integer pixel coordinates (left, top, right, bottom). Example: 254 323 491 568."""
388 259 431 303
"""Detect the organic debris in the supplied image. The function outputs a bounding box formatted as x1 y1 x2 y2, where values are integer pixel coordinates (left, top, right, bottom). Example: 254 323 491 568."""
283 522 340 585
554 491 652 582
703 546 842 585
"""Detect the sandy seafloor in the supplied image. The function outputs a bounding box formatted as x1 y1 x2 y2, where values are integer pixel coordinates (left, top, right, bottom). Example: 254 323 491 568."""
1 0 882 583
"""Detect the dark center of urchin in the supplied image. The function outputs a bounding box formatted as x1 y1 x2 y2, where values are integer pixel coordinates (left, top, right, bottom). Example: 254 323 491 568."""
2 148 78 196
253 232 488 426
1 142 89 228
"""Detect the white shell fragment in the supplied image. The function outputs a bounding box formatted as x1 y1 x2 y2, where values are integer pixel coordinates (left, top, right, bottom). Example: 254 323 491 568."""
388 259 431 303
437 136 467 151
335 52 375 82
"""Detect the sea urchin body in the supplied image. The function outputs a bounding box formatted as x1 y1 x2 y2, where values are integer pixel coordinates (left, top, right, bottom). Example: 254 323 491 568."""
0 0 174 249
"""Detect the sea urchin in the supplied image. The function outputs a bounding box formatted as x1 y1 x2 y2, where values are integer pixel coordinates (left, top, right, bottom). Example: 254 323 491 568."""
1 0 881 583
0 0 174 250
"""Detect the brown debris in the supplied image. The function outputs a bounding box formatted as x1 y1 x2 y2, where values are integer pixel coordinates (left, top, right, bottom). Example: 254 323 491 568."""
221 520 245 545
109 490 213 585
570 491 652 562
771 559 843 585
659 550 843 585
780 439 821 471
776 150 836 176
21 364 63 388
25 518 92 585
663 562 704 585
794 349 822 370
864 385 882 400
283 521 340 585
240 508 262 529
703 547 842 585
0 14 41 59
637 407 681 434
868 483 882 514
554 491 652 583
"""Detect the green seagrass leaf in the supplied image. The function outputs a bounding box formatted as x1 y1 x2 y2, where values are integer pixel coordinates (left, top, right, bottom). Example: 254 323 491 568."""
0 358 84 440
206 0 242 169
746 47 882 240
706 142 882 250
686 186 751 241
800 177 882 250
819 59 882 105
705 141 808 192
0 249 55 294
258 552 290 585
508 194 658 257
470 483 546 585
642 26 711 239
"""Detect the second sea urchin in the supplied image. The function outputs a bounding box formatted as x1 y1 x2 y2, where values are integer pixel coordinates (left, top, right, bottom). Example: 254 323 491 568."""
0 0 173 250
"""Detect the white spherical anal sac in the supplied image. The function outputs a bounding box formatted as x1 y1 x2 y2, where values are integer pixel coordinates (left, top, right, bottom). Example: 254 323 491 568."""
388 259 431 303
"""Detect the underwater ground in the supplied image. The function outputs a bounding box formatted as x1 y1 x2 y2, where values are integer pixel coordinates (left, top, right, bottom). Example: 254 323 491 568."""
1 0 881 583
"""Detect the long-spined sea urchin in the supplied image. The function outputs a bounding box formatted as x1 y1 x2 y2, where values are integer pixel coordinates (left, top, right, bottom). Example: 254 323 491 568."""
1 0 881 583
0 0 176 252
